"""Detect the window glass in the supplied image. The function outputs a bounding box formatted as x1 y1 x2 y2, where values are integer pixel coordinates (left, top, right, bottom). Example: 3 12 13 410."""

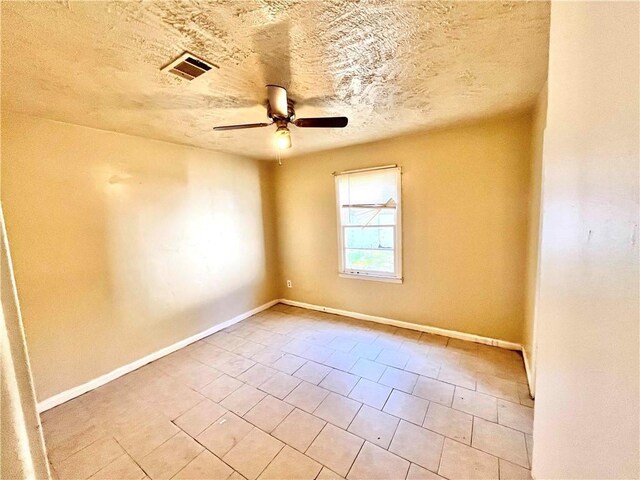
344 226 394 249
336 167 401 280
345 249 395 273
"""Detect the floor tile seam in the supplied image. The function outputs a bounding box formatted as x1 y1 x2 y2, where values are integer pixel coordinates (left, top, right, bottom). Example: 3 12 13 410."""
50 433 115 472
174 427 240 480
110 435 152 480
468 418 531 470
343 436 367 480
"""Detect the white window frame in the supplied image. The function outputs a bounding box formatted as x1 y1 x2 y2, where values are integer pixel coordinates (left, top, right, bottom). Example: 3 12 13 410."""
335 165 403 284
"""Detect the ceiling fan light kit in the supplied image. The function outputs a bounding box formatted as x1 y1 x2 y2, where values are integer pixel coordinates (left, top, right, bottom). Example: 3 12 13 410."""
213 85 348 152
275 126 292 150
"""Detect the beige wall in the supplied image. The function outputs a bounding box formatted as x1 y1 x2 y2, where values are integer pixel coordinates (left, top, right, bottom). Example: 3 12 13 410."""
532 2 639 478
1 113 279 401
522 83 547 394
275 112 532 343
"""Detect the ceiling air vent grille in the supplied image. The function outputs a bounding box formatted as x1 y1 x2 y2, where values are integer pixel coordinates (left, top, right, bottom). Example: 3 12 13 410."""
161 52 218 81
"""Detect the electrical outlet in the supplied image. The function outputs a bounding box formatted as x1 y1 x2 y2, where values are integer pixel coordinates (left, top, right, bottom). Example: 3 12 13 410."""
286 280 292 288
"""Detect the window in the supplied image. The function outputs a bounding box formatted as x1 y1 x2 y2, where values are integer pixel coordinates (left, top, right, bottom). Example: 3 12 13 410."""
335 166 402 283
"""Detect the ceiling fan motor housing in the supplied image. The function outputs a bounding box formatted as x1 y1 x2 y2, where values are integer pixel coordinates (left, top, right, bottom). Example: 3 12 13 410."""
273 118 289 129
267 100 296 122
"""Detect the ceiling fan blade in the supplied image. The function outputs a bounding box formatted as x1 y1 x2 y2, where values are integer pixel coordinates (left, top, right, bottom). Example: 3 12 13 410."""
213 122 271 131
267 84 289 117
293 117 348 128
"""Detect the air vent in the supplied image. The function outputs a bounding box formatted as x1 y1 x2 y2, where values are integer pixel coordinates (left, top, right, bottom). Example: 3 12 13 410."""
161 52 218 81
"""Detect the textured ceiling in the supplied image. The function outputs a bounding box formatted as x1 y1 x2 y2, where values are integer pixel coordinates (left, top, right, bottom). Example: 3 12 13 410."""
1 1 549 159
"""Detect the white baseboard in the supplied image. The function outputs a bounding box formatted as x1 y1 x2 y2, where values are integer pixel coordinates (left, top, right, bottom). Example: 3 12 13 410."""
280 298 523 351
37 299 280 413
38 297 535 412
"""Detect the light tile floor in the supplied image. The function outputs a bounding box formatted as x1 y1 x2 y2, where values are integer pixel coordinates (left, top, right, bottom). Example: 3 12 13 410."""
42 304 534 480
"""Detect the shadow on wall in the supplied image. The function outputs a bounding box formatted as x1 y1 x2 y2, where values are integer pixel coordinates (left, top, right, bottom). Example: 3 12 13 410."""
92 142 274 394
259 161 281 300
2 113 277 400
104 148 267 323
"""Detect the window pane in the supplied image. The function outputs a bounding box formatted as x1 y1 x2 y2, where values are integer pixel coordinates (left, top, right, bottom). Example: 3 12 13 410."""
345 227 394 249
377 210 395 225
342 207 396 226
345 249 395 273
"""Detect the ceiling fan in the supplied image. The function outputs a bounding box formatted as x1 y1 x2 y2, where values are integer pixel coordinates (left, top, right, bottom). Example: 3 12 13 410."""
213 85 348 150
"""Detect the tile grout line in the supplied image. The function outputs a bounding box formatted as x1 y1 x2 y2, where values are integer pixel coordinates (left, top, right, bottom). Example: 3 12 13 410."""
433 424 446 478
203 338 529 467
52 435 106 475
110 436 151 480
447 434 522 472
385 406 403 453
172 428 240 480
248 432 286 480
46 305 532 478
219 352 524 470
343 436 367 480
469 416 531 470
263 307 533 472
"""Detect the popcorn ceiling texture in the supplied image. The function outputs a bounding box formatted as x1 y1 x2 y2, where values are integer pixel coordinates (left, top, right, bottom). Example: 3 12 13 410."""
1 1 549 159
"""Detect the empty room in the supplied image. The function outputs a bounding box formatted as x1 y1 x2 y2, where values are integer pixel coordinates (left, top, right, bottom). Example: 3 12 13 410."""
1 1 638 480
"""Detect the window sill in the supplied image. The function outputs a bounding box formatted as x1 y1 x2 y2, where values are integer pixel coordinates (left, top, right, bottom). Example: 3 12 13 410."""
339 273 403 284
